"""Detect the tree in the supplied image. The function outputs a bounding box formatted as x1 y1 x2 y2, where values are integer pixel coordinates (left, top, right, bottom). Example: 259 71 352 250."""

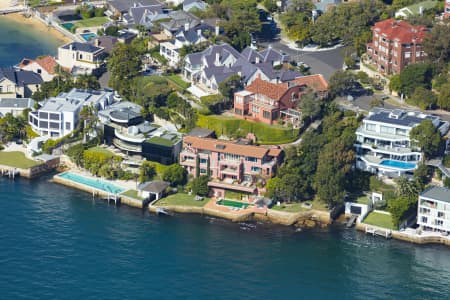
218 74 243 101
399 63 434 97
388 196 417 228
74 74 100 90
162 164 187 186
105 25 119 36
407 87 436 110
314 140 355 206
66 144 85 167
413 163 429 188
139 161 156 183
437 82 450 110
395 176 421 200
108 43 141 96
300 90 321 121
191 175 209 196
389 74 401 93
328 70 358 97
410 120 442 159
423 24 450 68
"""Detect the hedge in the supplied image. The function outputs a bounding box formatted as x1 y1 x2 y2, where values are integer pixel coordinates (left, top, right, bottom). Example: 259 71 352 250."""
196 114 299 144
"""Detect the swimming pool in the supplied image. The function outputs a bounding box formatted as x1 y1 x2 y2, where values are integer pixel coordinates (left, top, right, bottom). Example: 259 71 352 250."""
61 23 75 31
216 199 250 209
380 160 417 170
57 172 125 194
80 32 97 41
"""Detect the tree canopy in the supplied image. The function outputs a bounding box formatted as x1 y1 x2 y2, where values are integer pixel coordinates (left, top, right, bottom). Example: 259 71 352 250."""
410 120 442 159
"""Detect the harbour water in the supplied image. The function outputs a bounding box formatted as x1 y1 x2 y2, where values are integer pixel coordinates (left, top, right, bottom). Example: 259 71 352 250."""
0 16 64 67
1 176 449 299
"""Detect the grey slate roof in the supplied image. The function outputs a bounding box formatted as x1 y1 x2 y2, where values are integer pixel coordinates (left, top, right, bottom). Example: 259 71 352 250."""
0 98 35 109
420 186 450 203
0 68 43 86
260 47 290 64
187 127 214 138
161 11 200 32
108 0 162 13
241 47 263 64
92 36 118 53
61 42 103 53
128 4 163 25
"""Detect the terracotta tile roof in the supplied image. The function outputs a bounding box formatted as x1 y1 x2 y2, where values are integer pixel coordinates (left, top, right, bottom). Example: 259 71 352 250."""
245 77 290 101
372 18 428 44
291 74 328 92
35 56 57 75
184 136 277 159
267 148 282 157
18 56 57 75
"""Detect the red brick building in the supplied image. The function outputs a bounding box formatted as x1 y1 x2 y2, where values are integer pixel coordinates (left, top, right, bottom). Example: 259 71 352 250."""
233 75 328 125
366 19 428 75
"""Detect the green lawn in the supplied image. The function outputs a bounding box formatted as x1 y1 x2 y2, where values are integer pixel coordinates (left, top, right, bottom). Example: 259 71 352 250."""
271 203 305 213
74 17 109 28
121 189 144 200
146 136 179 147
155 193 208 207
164 75 191 91
363 212 396 230
0 151 41 169
224 190 251 200
86 146 114 157
356 195 370 205
196 114 299 144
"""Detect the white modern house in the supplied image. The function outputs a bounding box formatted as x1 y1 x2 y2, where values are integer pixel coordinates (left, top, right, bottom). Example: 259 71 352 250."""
418 186 450 234
355 108 449 177
29 88 113 138
57 42 105 75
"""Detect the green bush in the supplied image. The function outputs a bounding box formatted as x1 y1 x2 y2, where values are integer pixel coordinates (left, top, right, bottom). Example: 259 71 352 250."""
443 155 450 168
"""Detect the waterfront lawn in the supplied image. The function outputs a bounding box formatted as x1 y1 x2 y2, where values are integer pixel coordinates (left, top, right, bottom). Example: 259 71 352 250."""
0 151 40 169
271 203 305 213
121 189 144 200
155 193 208 207
363 212 396 230
74 17 109 28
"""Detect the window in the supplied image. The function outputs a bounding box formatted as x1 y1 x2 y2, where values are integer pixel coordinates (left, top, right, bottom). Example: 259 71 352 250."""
263 111 270 119
199 168 207 174
50 122 59 129
380 126 395 134
0 86 3 93
39 112 48 119
200 158 208 164
39 121 48 128
37 69 42 74
421 216 428 223
235 108 243 115
224 153 240 161
65 122 71 130
50 113 59 120
436 220 443 226
245 157 257 162
438 212 445 218
236 97 243 104
404 52 411 59
252 105 259 114
251 166 261 173
366 123 376 131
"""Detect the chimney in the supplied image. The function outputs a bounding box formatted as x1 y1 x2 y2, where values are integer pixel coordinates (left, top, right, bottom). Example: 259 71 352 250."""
215 25 220 36
197 29 201 37
184 22 190 32
255 56 260 64
215 52 220 65
69 43 73 51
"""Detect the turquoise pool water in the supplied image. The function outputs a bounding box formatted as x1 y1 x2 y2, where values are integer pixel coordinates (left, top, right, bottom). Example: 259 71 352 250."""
80 32 97 41
57 172 125 194
217 199 250 209
61 23 75 31
380 160 416 170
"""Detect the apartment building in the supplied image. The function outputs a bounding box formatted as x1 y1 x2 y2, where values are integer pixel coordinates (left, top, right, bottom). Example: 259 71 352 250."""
355 108 449 177
366 19 428 75
418 186 450 234
179 136 283 197
29 88 113 138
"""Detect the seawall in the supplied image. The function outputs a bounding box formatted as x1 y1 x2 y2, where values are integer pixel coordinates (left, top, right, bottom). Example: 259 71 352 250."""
356 222 450 246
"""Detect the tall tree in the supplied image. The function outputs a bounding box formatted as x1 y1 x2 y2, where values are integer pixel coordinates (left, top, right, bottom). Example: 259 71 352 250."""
328 70 358 97
299 90 321 121
399 63 434 97
410 120 442 159
423 24 450 68
108 43 141 96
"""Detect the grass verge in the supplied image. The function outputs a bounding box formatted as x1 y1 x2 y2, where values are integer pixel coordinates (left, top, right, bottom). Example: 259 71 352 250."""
155 193 208 207
0 151 40 169
363 212 396 230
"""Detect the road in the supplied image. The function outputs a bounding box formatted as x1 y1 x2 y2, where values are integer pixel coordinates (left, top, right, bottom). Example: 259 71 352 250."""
259 38 344 80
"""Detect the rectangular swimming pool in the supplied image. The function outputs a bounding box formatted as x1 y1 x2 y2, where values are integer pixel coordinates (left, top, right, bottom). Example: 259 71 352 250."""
61 23 75 31
380 160 416 170
216 199 250 209
57 172 125 194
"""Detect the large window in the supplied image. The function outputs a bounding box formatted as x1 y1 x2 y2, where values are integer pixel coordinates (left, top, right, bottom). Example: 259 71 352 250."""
65 122 71 130
251 166 261 173
380 126 395 134
39 112 48 119
366 123 376 131
39 121 48 128
263 111 270 119
50 113 59 120
224 153 240 161
50 122 60 129
245 157 257 162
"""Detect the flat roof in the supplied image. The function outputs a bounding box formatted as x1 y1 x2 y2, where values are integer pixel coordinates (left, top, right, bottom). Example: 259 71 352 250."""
421 186 450 203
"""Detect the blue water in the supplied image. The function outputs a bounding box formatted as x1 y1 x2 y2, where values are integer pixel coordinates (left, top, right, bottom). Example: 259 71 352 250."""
57 171 125 194
80 32 97 41
0 15 66 67
1 176 450 299
380 159 417 169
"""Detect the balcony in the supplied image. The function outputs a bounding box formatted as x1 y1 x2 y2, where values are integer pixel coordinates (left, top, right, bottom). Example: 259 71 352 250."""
112 138 142 152
208 178 257 193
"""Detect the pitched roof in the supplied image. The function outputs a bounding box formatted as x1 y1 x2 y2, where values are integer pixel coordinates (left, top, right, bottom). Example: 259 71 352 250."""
108 0 162 13
61 42 103 53
291 74 328 92
372 18 428 44
0 67 43 86
420 186 450 203
92 36 118 53
183 136 272 158
140 180 170 193
0 98 35 109
245 77 290 100
19 56 57 74
259 47 289 64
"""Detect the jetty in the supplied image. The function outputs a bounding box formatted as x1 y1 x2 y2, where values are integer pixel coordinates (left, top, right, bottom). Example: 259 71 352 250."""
0 167 19 179
365 226 392 239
